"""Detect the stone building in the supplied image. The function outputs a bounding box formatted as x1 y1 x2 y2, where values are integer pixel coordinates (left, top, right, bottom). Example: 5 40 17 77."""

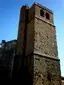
0 2 62 85
0 40 16 80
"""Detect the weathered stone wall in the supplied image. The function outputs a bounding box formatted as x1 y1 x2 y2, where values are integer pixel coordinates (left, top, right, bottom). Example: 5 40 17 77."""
28 4 35 22
25 3 58 59
34 18 58 59
26 19 34 56
0 40 16 80
26 54 61 85
17 6 29 55
33 54 61 85
17 21 26 55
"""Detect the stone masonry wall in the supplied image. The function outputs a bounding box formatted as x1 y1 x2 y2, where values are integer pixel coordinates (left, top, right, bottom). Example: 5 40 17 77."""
34 18 58 59
26 54 61 85
0 40 16 80
33 55 61 85
26 19 34 56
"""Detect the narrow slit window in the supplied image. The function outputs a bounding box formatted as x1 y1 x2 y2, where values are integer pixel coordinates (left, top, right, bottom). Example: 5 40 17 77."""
46 13 50 20
40 10 44 17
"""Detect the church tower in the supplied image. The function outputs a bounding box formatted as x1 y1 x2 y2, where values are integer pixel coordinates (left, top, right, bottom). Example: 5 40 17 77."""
17 2 61 85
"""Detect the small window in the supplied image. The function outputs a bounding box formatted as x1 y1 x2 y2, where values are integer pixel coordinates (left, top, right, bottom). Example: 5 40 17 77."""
46 12 50 20
40 9 44 17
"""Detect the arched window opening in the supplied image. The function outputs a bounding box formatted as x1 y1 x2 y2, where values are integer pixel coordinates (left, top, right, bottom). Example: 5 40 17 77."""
40 9 44 17
46 12 50 20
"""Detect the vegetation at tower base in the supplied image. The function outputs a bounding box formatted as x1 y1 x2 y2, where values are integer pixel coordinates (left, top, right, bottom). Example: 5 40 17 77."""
0 2 63 85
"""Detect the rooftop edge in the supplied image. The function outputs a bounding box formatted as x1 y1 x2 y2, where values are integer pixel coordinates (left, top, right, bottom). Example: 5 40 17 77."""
32 2 53 14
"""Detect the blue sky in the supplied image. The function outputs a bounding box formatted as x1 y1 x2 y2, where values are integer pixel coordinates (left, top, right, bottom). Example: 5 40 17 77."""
0 0 64 77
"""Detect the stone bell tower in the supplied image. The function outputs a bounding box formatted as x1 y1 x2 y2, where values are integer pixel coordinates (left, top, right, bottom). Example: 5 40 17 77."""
16 2 61 85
